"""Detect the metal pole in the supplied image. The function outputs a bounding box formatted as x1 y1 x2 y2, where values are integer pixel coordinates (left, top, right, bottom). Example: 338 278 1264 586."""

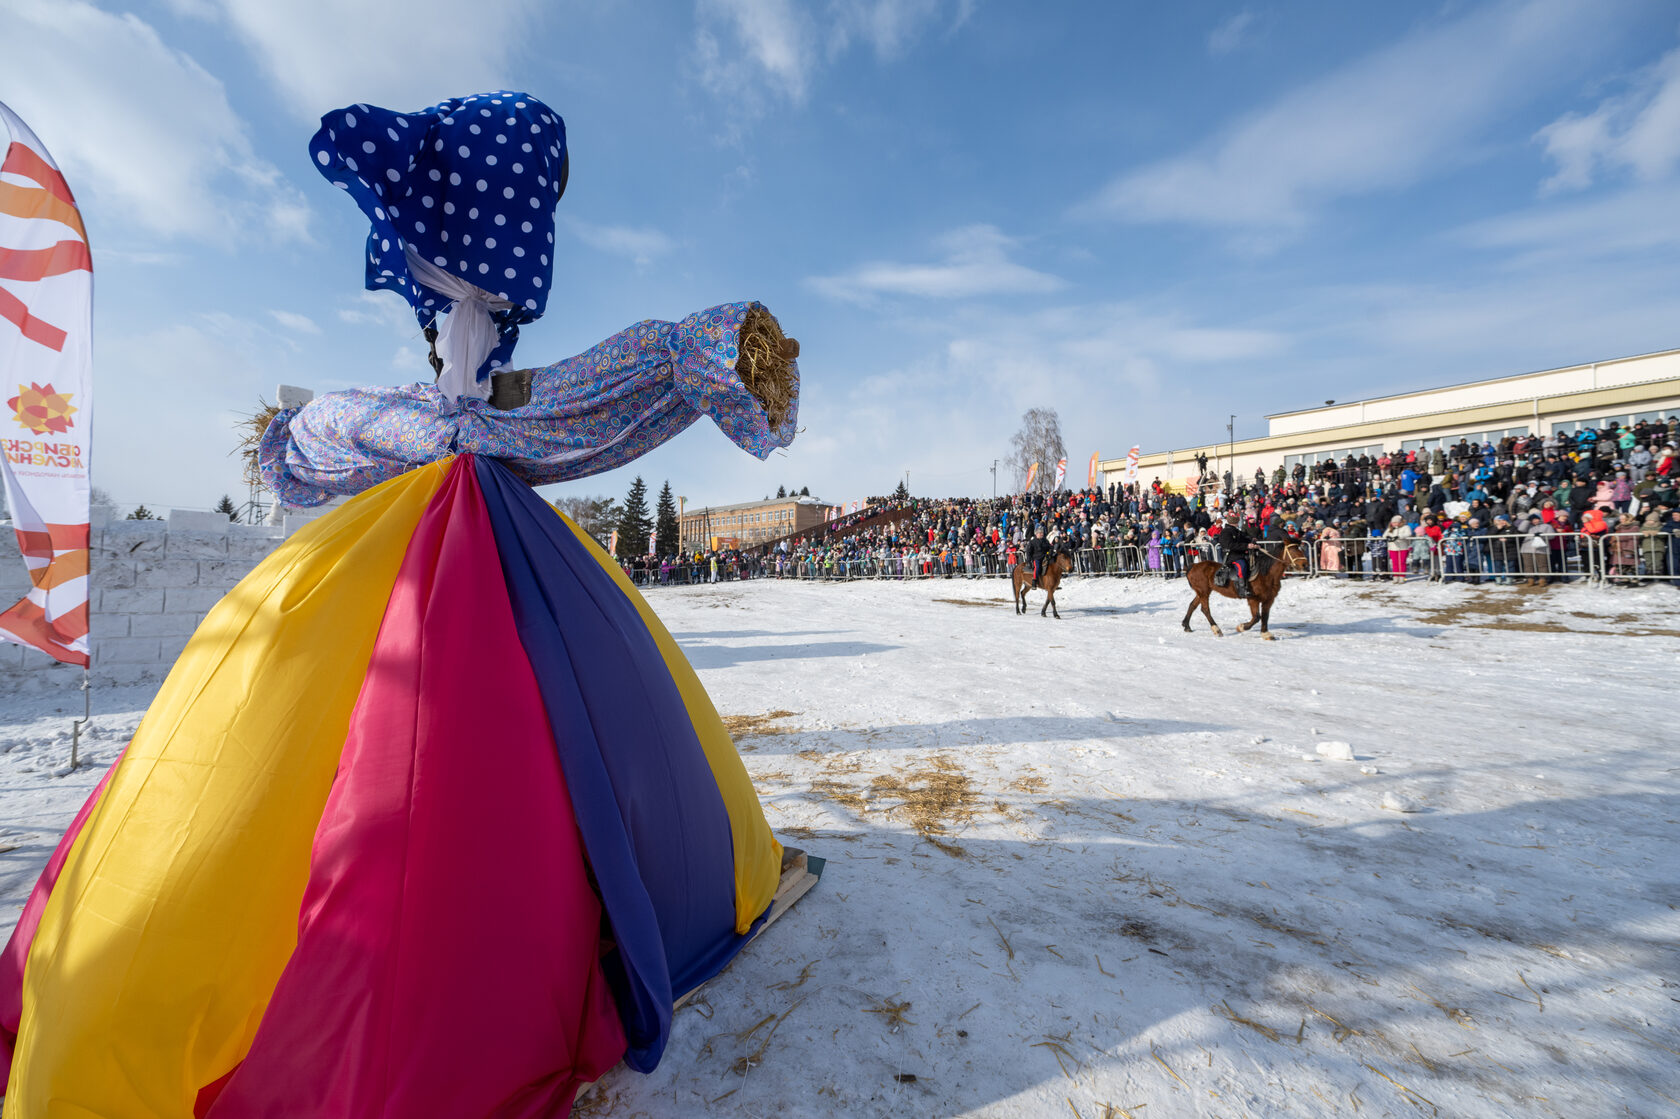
69 668 90 769
1228 415 1236 496
990 459 997 499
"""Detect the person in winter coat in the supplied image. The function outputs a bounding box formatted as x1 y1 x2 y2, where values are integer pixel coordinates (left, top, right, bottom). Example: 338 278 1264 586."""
1318 522 1342 574
1629 444 1653 484
1520 514 1554 585
1409 516 1434 577
1215 511 1257 596
1439 520 1467 580
1641 508 1669 576
1464 517 1489 584
1023 524 1052 582
1611 472 1633 510
1384 516 1412 580
1486 514 1519 583
1607 514 1642 582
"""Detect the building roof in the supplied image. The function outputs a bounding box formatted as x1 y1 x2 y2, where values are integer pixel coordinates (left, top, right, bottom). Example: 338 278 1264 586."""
1263 345 1680 421
682 495 827 516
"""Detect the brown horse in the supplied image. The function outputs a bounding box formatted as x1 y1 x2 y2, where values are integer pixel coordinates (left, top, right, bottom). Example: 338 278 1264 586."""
1012 550 1074 617
1180 541 1308 640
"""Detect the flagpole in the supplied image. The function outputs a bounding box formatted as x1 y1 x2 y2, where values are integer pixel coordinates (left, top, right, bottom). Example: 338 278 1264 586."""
69 667 90 768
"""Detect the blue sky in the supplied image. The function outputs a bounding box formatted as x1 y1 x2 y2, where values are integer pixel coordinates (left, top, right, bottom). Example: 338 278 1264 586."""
4 0 1679 513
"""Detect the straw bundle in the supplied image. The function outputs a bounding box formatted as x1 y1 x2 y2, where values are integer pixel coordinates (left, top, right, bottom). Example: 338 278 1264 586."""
737 305 798 432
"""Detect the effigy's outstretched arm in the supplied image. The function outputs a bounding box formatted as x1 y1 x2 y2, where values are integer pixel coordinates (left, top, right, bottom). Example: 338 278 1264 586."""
257 301 798 507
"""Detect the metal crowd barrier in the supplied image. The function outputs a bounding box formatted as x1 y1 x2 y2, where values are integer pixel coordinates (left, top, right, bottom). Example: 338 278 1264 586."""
624 530 1680 589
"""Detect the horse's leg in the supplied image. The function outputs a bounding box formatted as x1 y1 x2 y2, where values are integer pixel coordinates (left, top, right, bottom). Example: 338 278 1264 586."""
1049 585 1060 618
1260 594 1276 641
1181 593 1198 632
1237 594 1261 632
1200 593 1222 636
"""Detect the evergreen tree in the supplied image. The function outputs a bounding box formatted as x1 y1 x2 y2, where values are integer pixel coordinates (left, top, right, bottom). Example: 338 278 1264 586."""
776 484 786 498
893 479 909 502
615 475 652 560
214 494 238 521
654 480 680 557
799 485 810 496
127 504 158 520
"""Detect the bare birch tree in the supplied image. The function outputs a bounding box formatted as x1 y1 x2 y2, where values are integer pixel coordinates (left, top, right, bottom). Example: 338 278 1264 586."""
1006 408 1067 493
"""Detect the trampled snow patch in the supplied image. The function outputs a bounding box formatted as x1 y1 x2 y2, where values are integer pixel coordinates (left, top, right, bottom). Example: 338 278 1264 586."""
3 576 1678 1117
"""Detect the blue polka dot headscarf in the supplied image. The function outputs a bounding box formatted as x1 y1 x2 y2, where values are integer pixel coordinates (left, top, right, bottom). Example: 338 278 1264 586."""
310 91 568 397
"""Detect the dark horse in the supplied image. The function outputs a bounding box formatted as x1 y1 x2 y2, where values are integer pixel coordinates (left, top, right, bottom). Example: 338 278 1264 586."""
1012 548 1074 618
1181 541 1308 640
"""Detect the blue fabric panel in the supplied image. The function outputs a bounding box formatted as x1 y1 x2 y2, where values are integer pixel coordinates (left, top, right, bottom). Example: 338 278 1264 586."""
475 456 748 1072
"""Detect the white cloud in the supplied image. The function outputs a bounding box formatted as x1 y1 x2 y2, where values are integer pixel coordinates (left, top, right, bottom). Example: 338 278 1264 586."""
829 0 971 62
1457 183 1680 262
691 0 965 126
1536 43 1680 193
694 0 815 104
268 310 321 335
567 219 677 267
1207 10 1256 57
809 225 1064 303
172 0 543 119
336 291 418 331
774 300 1289 498
2 0 309 244
1089 0 1612 229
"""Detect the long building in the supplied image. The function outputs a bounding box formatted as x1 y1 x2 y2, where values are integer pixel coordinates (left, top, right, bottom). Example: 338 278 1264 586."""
679 494 830 551
1100 346 1680 492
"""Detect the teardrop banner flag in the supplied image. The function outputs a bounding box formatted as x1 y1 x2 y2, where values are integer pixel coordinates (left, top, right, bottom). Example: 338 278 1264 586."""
1023 462 1038 493
1087 452 1098 489
0 101 93 667
1125 445 1140 482
1053 457 1067 489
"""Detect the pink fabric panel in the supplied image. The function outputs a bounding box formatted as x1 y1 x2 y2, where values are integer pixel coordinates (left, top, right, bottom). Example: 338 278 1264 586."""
0 748 125 1084
205 458 625 1117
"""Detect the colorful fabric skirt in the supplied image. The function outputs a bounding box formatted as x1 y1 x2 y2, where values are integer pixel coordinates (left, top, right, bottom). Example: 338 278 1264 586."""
1 455 782 1116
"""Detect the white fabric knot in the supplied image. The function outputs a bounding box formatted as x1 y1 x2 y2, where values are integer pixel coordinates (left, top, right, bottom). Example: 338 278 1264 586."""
403 247 516 403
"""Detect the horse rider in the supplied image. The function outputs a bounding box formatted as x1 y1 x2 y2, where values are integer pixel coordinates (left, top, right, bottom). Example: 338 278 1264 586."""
1217 510 1256 598
1024 523 1052 583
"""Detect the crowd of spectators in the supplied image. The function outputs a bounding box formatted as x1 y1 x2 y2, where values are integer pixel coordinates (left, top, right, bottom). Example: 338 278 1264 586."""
618 418 1680 587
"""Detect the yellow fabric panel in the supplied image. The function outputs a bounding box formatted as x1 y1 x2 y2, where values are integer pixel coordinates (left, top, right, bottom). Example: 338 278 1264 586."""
6 461 451 1118
557 514 782 934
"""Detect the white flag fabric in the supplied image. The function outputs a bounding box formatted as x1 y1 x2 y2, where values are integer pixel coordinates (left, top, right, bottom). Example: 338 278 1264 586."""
1125 445 1140 482
1053 457 1067 489
0 101 93 666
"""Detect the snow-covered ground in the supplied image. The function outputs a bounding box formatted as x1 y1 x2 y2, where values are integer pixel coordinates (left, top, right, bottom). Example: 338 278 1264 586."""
4 576 1678 1117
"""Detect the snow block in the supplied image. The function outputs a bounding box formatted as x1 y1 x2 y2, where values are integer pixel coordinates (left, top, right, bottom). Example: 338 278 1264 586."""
164 529 230 561
129 613 200 638
101 521 167 558
100 587 166 614
135 559 202 590
167 509 234 532
96 636 161 664
163 586 230 615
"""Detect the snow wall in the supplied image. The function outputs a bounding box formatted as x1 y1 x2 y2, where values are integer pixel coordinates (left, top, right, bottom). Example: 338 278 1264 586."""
0 507 330 683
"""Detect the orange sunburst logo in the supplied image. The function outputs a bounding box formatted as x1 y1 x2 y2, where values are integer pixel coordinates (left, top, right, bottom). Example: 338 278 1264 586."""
7 382 77 435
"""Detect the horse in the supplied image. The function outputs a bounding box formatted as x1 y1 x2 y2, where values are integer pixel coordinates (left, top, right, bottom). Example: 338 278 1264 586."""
1180 541 1308 640
1012 548 1074 618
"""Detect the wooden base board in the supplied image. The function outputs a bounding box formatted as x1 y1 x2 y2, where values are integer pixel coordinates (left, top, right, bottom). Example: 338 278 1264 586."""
574 844 824 1106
